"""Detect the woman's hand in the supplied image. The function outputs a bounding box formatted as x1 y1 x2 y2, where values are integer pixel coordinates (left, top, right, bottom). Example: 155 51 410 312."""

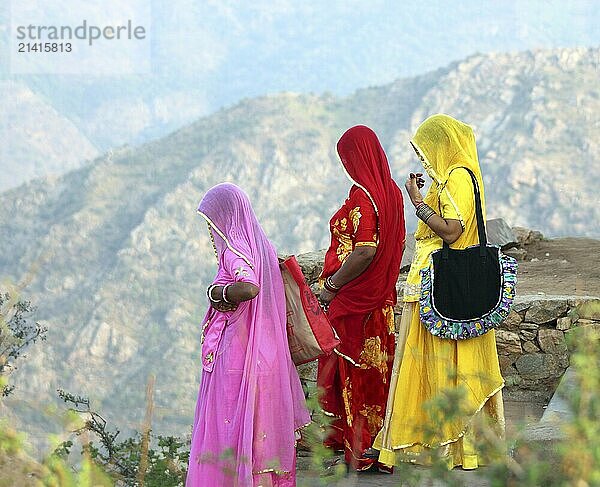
211 301 238 313
405 173 425 207
319 247 377 310
319 288 336 310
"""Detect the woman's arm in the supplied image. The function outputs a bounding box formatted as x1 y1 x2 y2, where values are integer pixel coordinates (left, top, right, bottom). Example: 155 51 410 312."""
212 283 259 303
405 174 463 245
422 214 463 244
331 246 376 287
320 246 376 305
208 283 259 312
320 187 381 307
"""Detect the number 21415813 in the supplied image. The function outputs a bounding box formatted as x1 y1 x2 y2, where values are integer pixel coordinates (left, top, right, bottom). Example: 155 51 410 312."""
18 42 72 53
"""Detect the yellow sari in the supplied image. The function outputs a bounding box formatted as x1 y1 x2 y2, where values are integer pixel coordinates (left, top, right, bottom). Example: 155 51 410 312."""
374 114 505 469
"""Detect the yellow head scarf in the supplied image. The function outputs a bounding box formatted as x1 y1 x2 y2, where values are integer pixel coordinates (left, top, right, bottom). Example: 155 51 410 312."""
410 114 485 239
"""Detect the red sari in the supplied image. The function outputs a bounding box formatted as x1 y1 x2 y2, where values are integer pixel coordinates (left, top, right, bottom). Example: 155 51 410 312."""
317 126 405 471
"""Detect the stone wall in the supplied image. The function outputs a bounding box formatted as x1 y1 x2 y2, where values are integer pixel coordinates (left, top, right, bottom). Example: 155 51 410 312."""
294 251 600 403
481 295 598 402
388 295 599 402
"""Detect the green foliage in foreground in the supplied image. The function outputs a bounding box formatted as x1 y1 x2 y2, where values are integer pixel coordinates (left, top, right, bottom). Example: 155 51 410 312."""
0 300 599 486
53 389 189 487
0 390 113 487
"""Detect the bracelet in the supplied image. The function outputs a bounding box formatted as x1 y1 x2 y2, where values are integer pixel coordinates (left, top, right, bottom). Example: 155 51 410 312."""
416 202 436 223
328 276 341 290
324 276 341 293
222 283 233 304
207 284 221 303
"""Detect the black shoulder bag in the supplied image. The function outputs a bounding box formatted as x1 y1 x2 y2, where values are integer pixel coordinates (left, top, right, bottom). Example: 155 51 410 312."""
418 167 518 339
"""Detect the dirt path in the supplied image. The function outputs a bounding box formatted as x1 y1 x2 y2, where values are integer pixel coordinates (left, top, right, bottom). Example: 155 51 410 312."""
515 237 600 297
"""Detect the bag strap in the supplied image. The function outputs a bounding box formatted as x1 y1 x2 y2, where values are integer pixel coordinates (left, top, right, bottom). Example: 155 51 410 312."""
441 167 487 258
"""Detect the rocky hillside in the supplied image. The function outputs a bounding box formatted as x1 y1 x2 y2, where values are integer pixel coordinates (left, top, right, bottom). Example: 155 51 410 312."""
1 47 599 443
0 81 100 191
4 1 595 192
0 78 208 191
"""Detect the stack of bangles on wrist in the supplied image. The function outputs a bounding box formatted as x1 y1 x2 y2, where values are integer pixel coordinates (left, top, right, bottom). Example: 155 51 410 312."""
324 276 341 293
206 283 233 304
415 201 436 223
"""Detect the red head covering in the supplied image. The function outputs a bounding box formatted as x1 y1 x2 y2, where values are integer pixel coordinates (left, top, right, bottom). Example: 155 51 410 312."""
328 126 405 360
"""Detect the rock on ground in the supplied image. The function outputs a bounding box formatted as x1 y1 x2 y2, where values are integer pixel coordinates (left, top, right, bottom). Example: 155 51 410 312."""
487 218 519 249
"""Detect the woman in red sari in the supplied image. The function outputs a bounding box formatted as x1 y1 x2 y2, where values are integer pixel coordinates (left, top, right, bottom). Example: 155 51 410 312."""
317 125 405 471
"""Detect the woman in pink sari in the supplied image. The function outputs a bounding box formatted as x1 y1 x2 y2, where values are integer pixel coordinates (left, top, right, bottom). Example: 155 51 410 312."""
186 183 310 487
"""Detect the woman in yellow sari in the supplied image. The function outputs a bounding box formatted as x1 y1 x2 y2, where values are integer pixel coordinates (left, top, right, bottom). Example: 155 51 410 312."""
374 114 505 469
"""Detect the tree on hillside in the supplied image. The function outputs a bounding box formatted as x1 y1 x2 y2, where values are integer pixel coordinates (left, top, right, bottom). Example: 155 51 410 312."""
0 292 47 396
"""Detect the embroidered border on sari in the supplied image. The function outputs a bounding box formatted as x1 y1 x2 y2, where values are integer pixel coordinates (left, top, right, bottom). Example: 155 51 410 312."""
197 210 255 268
333 348 362 367
379 382 504 451
355 241 378 247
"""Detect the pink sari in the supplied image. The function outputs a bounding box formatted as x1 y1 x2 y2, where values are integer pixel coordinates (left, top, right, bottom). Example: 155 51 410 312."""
187 183 310 487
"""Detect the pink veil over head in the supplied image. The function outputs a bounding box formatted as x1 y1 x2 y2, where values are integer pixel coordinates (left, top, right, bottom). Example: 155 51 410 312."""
192 183 309 485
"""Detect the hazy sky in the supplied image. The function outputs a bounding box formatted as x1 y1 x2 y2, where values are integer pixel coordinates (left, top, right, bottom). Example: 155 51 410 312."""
0 0 597 154
148 0 600 107
2 0 598 111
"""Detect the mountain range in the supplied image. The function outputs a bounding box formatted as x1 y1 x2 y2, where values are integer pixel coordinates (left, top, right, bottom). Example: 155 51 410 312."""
1 1 597 191
1 47 598 446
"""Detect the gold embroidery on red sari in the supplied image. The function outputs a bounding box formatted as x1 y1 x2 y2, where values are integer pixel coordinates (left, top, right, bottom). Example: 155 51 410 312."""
348 206 362 233
359 336 388 379
342 377 353 427
384 306 396 334
333 221 353 263
359 404 384 436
